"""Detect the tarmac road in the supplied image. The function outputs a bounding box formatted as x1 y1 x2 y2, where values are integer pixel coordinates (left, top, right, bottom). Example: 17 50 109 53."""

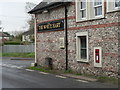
1 57 118 89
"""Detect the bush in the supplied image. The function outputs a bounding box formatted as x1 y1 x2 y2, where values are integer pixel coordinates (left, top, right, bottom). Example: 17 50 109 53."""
2 53 35 58
4 41 22 45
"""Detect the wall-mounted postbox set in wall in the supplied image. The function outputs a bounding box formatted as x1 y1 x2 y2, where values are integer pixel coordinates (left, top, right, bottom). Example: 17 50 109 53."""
94 47 102 67
95 49 100 63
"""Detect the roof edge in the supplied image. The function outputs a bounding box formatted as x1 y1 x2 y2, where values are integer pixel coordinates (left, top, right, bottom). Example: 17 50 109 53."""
28 2 70 14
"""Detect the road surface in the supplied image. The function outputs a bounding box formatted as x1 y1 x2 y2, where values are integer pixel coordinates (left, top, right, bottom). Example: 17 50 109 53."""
1 57 118 89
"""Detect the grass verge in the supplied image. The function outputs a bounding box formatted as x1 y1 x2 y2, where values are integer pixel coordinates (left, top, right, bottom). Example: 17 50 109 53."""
27 66 52 73
97 76 119 84
27 66 119 85
1 53 35 58
0 53 2 57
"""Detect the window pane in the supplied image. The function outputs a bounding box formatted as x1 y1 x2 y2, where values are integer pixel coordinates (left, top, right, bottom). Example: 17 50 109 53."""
80 0 86 18
81 1 86 9
94 0 102 6
80 36 86 48
80 10 86 18
115 0 120 7
81 49 87 59
80 36 87 59
95 6 102 16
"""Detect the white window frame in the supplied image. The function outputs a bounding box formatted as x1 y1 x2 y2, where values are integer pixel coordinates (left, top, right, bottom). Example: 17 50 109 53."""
107 0 120 12
80 0 87 19
76 0 87 22
114 0 120 9
94 0 103 17
93 0 104 19
76 0 105 22
76 32 89 62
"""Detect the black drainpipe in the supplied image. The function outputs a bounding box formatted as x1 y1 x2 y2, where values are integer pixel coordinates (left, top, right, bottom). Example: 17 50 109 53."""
64 4 68 71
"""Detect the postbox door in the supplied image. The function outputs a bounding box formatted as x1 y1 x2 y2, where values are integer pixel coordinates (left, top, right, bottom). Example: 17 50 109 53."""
95 49 100 63
94 47 102 67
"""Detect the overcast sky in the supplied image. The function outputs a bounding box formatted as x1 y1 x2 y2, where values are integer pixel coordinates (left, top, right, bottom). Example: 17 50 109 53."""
0 0 42 35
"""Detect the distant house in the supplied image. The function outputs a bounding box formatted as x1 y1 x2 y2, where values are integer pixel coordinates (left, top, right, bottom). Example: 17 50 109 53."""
22 30 34 42
0 32 11 42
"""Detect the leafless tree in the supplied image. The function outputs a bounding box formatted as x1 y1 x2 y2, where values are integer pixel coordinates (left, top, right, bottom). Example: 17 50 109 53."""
25 2 36 32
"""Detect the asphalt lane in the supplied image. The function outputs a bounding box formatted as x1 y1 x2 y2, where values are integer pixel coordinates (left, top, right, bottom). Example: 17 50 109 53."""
1 57 118 88
2 57 34 67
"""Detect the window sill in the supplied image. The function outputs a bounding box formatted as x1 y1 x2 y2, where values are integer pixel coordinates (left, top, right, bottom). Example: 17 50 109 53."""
107 9 120 14
76 17 106 23
76 18 87 22
95 15 104 18
77 59 89 63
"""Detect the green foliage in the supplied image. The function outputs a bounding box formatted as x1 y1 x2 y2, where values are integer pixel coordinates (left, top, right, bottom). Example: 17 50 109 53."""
4 41 22 45
21 41 33 45
64 69 73 74
97 76 119 84
15 35 22 41
2 53 35 58
0 53 2 57
27 66 51 73
76 73 82 76
26 53 35 58
81 74 119 84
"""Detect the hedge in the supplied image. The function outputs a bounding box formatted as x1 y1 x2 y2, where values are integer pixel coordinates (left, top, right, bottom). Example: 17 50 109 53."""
4 41 23 45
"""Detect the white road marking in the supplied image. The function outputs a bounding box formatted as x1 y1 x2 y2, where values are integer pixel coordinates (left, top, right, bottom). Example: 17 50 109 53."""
2 64 24 69
10 65 18 68
5 65 10 67
26 69 34 72
2 64 7 66
76 80 88 83
56 75 67 79
17 67 23 69
39 72 49 75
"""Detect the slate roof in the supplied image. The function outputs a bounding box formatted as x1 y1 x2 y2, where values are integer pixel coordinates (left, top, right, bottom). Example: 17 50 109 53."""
0 32 9 37
28 1 70 14
22 30 34 35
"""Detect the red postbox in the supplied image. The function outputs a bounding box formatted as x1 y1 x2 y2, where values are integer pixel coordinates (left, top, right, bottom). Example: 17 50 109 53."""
94 47 102 67
95 49 100 63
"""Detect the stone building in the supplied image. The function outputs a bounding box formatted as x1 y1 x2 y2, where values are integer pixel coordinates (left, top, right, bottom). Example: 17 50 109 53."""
29 0 120 77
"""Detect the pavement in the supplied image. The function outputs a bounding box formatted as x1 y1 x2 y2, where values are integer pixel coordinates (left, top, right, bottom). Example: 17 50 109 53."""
10 57 34 60
61 74 98 82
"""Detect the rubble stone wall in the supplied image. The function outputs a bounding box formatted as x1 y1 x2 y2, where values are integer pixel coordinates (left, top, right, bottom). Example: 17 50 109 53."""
36 2 119 77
